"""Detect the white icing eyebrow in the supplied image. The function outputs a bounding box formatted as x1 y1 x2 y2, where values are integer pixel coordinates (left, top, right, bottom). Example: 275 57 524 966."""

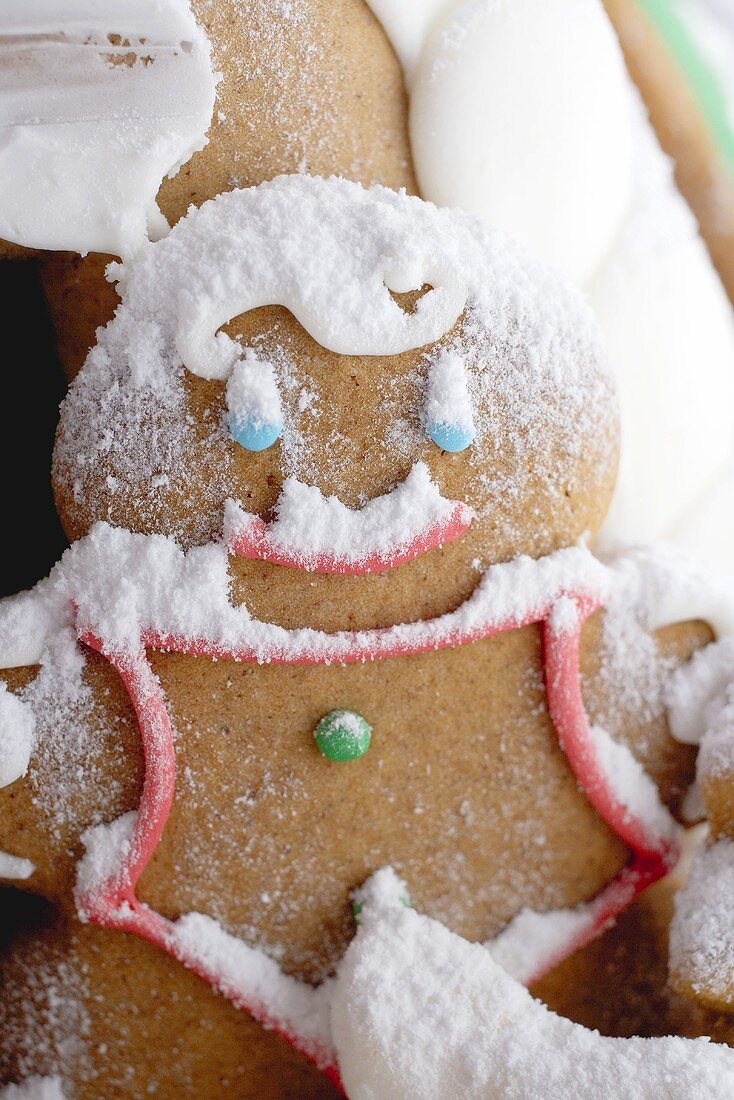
99 174 602 394
168 180 469 380
0 0 216 258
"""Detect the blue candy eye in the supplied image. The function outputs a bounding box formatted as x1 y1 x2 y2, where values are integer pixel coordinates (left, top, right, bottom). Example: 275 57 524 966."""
229 415 282 452
227 351 283 452
425 352 475 453
427 420 475 453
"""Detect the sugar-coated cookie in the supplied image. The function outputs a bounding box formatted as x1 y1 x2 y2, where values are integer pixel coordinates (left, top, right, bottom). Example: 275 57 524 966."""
2 2 734 1095
0 172 728 1096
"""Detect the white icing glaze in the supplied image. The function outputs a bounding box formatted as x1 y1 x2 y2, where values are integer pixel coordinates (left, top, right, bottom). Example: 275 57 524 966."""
670 839 734 1005
668 635 734 747
332 869 734 1099
589 723 679 845
406 0 633 284
488 904 592 985
0 0 216 257
170 913 334 1060
0 1079 65 1100
602 542 734 639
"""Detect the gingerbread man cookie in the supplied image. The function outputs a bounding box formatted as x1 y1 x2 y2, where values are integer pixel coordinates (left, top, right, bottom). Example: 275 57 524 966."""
1 1 734 1095
0 172 726 1096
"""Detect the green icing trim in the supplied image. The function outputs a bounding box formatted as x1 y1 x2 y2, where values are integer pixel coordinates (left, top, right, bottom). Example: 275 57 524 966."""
634 0 734 174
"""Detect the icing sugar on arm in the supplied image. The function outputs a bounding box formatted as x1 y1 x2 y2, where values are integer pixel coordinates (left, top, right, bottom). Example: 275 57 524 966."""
332 869 734 1100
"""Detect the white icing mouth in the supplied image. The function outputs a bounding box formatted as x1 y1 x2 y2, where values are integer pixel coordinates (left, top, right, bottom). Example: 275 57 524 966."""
225 462 474 573
0 0 216 257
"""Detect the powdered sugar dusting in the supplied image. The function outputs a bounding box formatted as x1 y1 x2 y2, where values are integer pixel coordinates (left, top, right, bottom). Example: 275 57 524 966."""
170 912 334 1061
332 870 734 1099
670 839 734 1003
487 904 590 984
668 635 734 748
589 724 679 847
0 937 90 1091
75 813 136 903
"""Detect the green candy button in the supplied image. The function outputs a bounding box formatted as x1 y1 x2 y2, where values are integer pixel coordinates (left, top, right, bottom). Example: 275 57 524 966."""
314 709 371 763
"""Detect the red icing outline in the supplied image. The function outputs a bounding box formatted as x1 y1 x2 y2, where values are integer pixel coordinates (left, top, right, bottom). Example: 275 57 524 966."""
227 502 473 574
75 591 679 1095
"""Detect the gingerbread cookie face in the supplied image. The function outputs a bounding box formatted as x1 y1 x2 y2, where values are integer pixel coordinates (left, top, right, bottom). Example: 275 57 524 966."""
53 177 617 622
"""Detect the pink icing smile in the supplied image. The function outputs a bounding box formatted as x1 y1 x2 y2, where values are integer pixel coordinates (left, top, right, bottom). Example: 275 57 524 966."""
227 503 473 573
223 462 475 574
